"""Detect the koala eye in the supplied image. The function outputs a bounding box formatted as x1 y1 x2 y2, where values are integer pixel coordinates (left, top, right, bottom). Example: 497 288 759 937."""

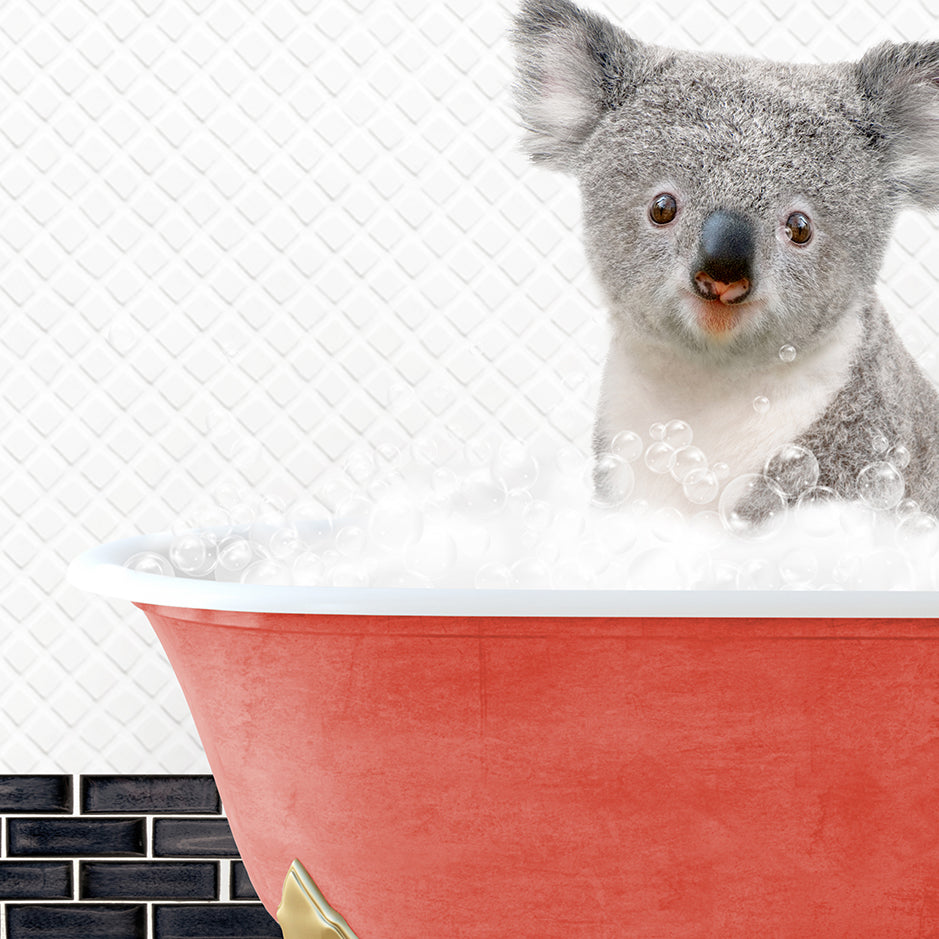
785 212 812 245
649 193 678 226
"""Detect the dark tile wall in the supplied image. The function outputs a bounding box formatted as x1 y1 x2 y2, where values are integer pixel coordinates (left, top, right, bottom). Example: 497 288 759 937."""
0 775 281 939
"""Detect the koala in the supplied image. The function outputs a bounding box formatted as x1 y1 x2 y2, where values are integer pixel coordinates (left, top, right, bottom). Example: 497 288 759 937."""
510 0 939 517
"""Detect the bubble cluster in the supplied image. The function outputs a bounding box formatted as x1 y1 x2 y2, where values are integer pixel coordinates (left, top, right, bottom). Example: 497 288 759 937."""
124 422 938 591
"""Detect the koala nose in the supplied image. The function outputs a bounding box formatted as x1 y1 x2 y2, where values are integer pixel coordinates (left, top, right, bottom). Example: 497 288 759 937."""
693 210 754 304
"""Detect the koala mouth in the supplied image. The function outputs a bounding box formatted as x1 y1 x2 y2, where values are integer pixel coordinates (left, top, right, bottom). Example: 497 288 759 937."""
685 282 757 337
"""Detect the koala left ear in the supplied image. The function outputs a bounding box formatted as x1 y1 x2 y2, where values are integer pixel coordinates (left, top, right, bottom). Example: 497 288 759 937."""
856 41 939 209
510 0 648 172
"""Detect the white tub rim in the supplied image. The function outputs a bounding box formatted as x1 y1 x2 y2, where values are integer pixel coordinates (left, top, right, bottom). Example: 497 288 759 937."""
66 531 939 618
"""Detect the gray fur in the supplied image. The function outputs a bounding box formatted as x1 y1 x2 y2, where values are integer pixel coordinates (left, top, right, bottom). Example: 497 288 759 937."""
511 0 939 515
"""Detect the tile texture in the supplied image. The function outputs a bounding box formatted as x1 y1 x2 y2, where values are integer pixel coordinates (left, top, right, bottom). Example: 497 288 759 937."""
0 775 274 938
0 0 936 775
8 817 147 856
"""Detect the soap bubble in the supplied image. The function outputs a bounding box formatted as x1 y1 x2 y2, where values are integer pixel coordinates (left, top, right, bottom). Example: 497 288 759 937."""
241 559 291 585
373 569 433 589
553 558 596 588
330 564 370 588
835 548 914 591
689 510 725 549
456 478 508 518
464 440 493 467
839 503 880 538
697 559 736 590
763 444 819 497
609 430 643 462
491 440 539 491
125 551 175 576
857 461 905 511
644 441 675 474
268 526 302 561
592 453 635 507
367 469 406 501
289 501 335 543
335 525 367 557
169 532 217 576
663 419 693 449
315 478 355 514
292 552 325 586
627 547 690 589
511 557 552 588
895 498 920 521
213 479 249 511
683 467 720 505
343 447 377 485
795 486 840 537
183 495 231 539
650 506 685 542
779 548 819 585
896 511 939 551
217 536 253 573
711 461 730 481
869 430 889 454
753 395 770 415
670 446 707 482
593 509 640 555
523 499 554 533
887 444 911 470
718 474 787 539
649 422 666 441
778 343 797 363
736 557 782 590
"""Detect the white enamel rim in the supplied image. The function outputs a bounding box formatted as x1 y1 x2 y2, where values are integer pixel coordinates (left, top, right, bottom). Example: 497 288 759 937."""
66 532 939 618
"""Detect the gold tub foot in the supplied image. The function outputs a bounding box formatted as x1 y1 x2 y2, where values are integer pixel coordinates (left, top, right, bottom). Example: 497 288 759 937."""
276 859 360 939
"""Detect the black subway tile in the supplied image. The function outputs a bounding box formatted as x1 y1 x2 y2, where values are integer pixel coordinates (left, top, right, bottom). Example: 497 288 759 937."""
153 817 239 857
0 861 72 899
7 903 146 939
80 861 219 901
8 817 146 857
81 775 221 814
153 904 281 938
231 861 259 900
0 775 72 814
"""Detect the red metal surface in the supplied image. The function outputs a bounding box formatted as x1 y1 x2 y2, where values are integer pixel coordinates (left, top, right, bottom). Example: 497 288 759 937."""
139 604 939 938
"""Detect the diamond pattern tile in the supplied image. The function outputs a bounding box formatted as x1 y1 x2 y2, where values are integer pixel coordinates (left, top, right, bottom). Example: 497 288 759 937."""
1 0 938 772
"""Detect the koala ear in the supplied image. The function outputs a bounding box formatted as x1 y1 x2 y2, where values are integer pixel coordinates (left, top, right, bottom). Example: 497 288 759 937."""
510 0 646 170
856 42 939 208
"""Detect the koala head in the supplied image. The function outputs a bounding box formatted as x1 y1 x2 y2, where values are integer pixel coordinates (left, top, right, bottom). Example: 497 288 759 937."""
511 0 939 366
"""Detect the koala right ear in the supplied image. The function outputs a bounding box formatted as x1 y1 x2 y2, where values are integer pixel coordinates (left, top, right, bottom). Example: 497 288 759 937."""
856 42 939 209
510 0 646 171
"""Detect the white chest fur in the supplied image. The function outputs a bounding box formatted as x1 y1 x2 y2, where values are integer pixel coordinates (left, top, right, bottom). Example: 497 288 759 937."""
594 314 863 508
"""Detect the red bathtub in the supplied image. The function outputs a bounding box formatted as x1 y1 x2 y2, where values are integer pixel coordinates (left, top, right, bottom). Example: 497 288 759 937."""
70 533 939 938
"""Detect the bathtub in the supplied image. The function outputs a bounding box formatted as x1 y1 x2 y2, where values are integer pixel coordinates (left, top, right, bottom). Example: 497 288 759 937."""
69 531 939 938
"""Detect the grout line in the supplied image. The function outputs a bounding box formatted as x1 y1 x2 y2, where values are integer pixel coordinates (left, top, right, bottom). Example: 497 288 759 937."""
219 858 231 902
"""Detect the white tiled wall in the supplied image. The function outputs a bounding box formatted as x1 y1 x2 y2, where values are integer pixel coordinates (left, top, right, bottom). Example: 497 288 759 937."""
2 0 938 772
